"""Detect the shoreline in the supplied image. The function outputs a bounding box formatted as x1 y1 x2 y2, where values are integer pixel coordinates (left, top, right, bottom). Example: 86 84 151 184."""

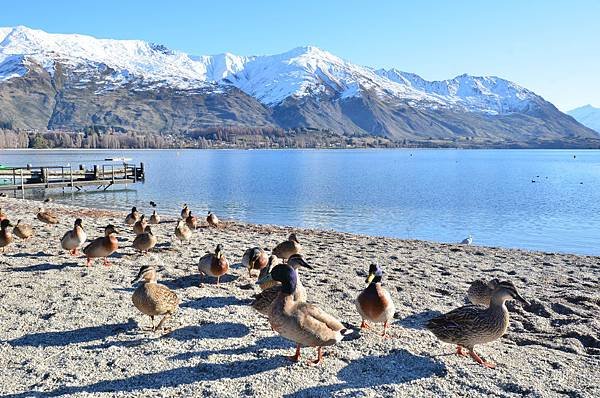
0 197 598 396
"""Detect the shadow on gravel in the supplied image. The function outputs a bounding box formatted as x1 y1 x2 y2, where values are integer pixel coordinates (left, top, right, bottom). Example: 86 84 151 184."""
166 322 250 341
395 310 442 330
161 274 239 290
2 357 284 397
5 319 137 347
284 349 448 397
180 295 251 309
170 335 293 361
4 251 54 258
11 262 79 272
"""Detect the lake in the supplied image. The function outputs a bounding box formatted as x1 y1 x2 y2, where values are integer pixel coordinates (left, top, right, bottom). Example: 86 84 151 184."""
1 149 599 255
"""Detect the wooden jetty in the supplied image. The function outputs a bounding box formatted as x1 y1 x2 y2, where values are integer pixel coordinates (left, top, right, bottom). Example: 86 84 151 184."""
0 163 145 192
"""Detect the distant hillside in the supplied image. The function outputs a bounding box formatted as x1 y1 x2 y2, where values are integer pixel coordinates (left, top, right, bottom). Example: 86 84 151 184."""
1 26 599 148
567 105 600 133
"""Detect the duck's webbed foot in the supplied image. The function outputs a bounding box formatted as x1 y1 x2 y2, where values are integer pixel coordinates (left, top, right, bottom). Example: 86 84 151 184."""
469 350 496 368
308 346 323 365
286 344 301 362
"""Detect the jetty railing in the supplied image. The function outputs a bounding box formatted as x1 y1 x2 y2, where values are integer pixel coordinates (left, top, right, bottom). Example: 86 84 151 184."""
0 163 145 192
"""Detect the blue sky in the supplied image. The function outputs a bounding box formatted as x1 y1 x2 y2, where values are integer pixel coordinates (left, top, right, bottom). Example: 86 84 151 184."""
1 0 598 110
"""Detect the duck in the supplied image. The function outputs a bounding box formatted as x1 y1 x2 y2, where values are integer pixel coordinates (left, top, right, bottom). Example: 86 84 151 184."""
252 254 313 317
206 211 219 227
133 214 148 235
125 206 140 225
132 265 179 332
0 219 14 252
181 204 190 219
149 210 161 225
149 201 157 208
355 263 396 337
60 218 87 255
242 247 269 277
174 219 192 243
257 255 282 290
198 244 229 285
426 280 528 368
257 263 354 364
272 233 302 262
36 207 59 225
0 208 7 221
133 225 157 254
185 211 198 230
82 224 118 266
467 278 500 306
13 219 34 240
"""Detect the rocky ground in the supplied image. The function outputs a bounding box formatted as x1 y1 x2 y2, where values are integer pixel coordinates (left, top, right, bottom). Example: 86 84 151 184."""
0 197 598 397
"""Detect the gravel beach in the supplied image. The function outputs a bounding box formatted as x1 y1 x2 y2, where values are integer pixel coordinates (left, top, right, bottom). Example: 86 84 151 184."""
0 197 598 397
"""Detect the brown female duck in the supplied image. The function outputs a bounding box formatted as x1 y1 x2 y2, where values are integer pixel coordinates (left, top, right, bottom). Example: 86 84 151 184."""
133 214 148 235
37 207 59 225
125 206 140 225
174 219 192 243
133 225 157 254
60 218 87 255
272 233 301 262
132 265 179 332
467 278 500 306
185 211 198 230
426 280 528 368
13 219 34 240
149 210 161 224
83 224 118 266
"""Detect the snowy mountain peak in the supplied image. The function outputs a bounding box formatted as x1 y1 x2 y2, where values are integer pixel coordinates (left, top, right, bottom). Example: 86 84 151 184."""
0 25 541 113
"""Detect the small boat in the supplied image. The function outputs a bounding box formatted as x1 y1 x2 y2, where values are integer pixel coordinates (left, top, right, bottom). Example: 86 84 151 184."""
104 157 132 162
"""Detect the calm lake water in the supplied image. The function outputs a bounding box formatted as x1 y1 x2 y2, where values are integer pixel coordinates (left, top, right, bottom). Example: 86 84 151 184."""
1 149 599 255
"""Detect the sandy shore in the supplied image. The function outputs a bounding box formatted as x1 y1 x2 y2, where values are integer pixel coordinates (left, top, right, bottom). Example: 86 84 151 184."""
0 197 598 397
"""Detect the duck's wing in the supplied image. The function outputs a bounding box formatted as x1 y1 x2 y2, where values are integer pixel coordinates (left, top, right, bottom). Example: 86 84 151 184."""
426 304 484 335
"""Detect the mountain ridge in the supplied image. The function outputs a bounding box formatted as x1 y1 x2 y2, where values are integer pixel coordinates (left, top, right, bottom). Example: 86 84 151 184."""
0 25 598 148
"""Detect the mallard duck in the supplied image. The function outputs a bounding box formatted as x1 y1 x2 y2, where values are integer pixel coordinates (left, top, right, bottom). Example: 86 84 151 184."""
181 204 190 219
206 211 219 227
257 263 354 364
272 233 301 262
83 224 118 266
174 219 192 243
132 265 179 332
0 219 14 252
242 247 269 277
252 254 313 317
125 206 140 225
185 211 198 230
198 244 229 285
0 208 7 221
355 263 396 337
133 225 157 254
60 218 87 255
426 280 528 368
133 214 148 235
467 278 500 306
149 210 160 224
13 219 34 240
37 207 59 225
257 255 282 290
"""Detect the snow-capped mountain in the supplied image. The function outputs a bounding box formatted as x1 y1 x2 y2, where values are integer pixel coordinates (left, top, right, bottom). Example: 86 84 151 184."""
567 105 600 133
0 25 597 146
0 26 534 112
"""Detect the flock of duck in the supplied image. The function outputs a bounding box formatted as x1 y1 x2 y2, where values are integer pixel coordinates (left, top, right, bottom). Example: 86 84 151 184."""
0 203 527 369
